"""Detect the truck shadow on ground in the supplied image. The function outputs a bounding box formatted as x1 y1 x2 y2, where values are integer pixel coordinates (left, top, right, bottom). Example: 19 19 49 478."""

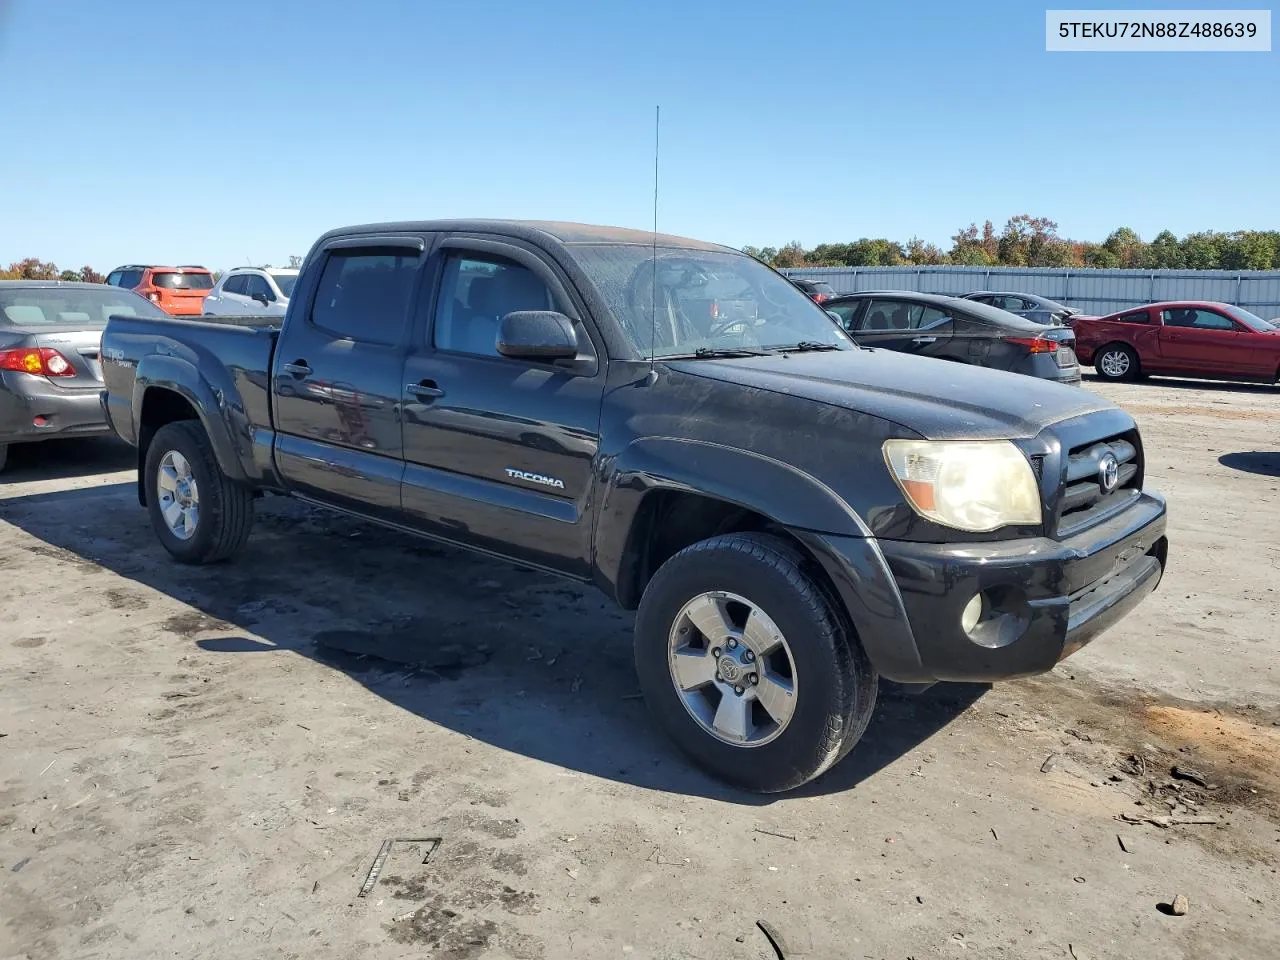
1 474 986 805
1218 451 1280 478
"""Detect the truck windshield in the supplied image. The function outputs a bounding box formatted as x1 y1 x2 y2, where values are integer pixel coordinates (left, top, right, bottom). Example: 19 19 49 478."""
1221 304 1275 332
570 244 851 358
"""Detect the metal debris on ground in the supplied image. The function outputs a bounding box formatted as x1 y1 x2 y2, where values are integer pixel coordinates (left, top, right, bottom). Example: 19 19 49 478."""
753 828 797 842
357 837 442 897
1117 813 1219 828
1065 728 1092 742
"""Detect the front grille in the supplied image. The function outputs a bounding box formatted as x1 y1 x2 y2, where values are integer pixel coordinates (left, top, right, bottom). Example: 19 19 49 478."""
1055 430 1142 537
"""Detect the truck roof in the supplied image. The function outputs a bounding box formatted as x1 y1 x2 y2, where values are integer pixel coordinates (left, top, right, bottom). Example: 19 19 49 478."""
317 219 731 252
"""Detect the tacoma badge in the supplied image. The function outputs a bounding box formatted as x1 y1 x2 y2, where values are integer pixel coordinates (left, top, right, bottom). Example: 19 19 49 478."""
505 468 565 489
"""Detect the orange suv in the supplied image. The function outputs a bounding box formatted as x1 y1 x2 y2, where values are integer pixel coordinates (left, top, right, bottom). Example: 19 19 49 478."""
105 265 214 316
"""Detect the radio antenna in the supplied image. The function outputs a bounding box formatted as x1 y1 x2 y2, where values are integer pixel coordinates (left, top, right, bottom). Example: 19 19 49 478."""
649 105 660 372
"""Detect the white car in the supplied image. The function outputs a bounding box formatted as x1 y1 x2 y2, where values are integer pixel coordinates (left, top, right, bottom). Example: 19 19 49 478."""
203 267 298 317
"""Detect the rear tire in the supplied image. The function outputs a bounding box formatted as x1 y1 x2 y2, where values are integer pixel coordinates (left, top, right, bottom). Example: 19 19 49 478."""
634 532 877 793
1094 343 1140 381
145 421 253 564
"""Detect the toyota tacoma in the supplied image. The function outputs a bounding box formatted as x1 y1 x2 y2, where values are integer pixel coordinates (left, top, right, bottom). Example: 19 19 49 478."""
100 220 1168 793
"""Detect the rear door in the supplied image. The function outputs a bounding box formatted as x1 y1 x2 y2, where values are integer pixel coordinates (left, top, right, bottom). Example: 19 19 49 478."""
271 234 428 517
849 299 954 358
399 235 605 576
1157 308 1257 374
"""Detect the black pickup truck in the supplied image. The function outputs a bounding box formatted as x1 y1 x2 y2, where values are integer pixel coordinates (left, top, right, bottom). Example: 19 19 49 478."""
100 220 1168 793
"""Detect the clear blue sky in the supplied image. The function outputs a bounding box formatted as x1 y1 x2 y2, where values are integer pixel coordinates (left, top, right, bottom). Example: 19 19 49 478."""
1 0 1276 271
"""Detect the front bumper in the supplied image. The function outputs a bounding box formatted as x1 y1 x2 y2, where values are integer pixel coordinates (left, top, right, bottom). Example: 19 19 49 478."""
803 490 1167 684
0 373 112 445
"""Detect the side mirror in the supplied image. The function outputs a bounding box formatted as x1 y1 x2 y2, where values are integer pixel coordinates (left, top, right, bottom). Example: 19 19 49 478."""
825 310 842 323
497 311 579 360
252 292 270 306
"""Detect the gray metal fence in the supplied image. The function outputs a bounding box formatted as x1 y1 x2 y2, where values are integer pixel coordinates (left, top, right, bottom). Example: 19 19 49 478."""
782 265 1280 320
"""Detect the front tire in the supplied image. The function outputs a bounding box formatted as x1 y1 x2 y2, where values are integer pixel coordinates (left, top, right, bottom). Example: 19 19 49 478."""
145 420 253 564
1094 343 1140 381
634 532 877 793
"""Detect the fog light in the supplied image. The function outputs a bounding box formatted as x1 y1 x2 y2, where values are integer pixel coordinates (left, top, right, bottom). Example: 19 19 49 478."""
961 593 984 634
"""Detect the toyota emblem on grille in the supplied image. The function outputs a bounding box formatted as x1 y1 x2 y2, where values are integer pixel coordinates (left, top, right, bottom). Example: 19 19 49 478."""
1098 452 1120 493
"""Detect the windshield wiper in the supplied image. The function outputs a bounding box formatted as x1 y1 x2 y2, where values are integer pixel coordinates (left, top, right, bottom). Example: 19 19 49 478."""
773 341 842 353
664 347 773 360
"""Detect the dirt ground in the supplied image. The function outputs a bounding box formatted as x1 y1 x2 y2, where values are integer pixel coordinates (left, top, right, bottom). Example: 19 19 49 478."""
2 375 1278 960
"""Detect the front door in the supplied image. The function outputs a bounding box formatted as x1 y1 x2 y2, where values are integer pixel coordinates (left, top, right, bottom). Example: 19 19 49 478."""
271 236 427 516
1157 307 1255 374
400 239 605 577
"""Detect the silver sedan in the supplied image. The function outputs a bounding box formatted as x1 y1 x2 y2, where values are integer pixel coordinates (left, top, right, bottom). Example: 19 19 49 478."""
0 281 167 471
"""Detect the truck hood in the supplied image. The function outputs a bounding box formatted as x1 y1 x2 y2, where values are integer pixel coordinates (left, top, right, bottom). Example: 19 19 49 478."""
666 347 1113 440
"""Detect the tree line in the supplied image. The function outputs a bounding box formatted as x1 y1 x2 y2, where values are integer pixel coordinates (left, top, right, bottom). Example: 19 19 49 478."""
742 216 1280 271
2 258 105 283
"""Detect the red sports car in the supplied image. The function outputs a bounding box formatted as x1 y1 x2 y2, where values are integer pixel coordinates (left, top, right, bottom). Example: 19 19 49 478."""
1072 300 1280 384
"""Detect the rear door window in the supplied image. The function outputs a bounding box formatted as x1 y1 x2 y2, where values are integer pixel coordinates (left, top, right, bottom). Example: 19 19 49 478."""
223 275 249 295
310 248 421 345
858 300 947 331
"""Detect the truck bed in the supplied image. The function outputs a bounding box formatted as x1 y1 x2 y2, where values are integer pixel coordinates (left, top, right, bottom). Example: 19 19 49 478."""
100 313 279 452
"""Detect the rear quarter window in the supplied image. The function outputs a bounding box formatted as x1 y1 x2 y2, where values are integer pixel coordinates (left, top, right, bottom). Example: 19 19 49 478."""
310 248 421 344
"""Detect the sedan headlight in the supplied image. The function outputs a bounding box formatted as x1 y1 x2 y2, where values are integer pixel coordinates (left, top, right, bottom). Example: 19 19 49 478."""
883 440 1041 532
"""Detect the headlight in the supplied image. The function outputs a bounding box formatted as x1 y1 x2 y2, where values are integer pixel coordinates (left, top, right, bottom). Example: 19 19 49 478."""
882 439 1041 532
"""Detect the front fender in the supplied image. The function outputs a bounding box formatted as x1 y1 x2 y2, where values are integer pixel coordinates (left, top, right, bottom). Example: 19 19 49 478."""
133 354 250 487
592 436 870 602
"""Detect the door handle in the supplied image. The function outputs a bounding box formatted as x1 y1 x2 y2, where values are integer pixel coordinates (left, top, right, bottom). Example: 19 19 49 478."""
282 360 312 377
407 380 445 400
911 336 937 344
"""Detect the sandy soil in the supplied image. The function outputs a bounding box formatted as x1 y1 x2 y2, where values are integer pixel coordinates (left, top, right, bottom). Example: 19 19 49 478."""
1 375 1278 960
